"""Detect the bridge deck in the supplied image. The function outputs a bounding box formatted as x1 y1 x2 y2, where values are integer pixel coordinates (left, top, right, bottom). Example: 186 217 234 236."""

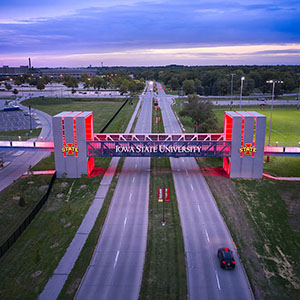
0 138 299 157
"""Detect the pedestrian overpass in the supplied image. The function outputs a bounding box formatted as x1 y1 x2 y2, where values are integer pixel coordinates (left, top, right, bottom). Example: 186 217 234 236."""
0 111 299 179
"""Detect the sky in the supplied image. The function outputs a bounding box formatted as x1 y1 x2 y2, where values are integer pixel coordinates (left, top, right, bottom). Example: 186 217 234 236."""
0 0 300 67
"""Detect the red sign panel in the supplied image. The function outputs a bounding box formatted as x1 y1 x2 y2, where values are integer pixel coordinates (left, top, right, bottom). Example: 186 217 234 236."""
165 188 170 202
158 188 163 202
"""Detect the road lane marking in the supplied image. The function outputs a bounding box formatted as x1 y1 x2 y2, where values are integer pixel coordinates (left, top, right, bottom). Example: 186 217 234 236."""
197 205 201 213
205 229 210 242
185 169 188 175
114 250 120 268
135 163 137 169
215 271 221 290
129 193 132 202
190 184 194 191
132 177 135 183
124 216 127 226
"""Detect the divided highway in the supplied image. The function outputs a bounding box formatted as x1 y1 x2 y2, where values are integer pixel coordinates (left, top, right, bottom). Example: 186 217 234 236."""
157 83 253 300
75 84 153 299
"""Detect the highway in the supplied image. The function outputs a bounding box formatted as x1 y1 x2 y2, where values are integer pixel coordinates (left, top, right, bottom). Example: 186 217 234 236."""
75 83 153 299
157 83 253 300
0 97 53 192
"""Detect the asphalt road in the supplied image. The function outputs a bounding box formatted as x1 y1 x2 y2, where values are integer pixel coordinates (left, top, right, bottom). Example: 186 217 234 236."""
157 83 253 300
75 83 153 300
0 97 53 192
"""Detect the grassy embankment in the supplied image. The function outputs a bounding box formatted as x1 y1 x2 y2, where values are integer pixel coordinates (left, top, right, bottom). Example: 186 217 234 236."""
0 97 137 300
0 129 41 141
174 98 300 300
139 99 187 300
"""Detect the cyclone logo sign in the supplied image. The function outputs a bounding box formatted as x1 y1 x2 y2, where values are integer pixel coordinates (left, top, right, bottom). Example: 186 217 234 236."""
240 143 256 157
62 143 79 155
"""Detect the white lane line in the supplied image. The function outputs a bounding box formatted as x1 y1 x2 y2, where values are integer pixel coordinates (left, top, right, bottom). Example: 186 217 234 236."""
197 205 201 213
129 193 132 202
132 177 135 183
215 270 221 290
205 228 210 242
135 163 137 169
124 216 127 226
190 184 194 191
185 169 188 175
114 250 120 268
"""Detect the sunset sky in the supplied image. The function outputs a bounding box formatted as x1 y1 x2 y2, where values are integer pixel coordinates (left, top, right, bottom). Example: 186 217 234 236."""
0 0 300 67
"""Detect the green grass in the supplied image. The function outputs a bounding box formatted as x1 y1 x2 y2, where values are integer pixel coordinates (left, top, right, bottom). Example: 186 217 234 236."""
22 97 126 132
0 175 53 245
0 175 106 300
0 129 41 141
139 101 187 300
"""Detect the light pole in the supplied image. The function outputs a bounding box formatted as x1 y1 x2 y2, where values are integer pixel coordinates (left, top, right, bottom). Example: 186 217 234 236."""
297 73 300 110
230 73 235 110
239 76 245 110
266 80 283 146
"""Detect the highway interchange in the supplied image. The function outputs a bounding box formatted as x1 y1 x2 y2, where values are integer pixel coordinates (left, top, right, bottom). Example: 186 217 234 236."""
0 82 254 299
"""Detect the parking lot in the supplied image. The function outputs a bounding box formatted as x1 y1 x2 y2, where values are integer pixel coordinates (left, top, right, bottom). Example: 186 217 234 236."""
0 110 40 131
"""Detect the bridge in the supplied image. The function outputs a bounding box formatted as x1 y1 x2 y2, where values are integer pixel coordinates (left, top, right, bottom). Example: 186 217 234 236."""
1 110 299 178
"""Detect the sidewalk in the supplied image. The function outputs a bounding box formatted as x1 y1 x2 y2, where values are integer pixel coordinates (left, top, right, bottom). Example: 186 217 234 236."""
40 96 143 300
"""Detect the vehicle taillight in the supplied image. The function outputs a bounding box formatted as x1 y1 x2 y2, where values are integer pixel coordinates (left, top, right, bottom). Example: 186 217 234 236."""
232 261 235 264
222 260 226 264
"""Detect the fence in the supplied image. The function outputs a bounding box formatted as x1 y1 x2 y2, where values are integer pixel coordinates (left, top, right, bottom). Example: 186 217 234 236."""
0 172 56 258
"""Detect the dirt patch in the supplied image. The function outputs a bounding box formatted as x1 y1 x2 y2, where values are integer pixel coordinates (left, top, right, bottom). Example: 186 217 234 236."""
79 185 87 189
275 183 300 233
39 185 49 192
27 181 34 185
31 270 42 278
56 193 64 199
60 182 68 188
12 196 21 201
66 278 82 296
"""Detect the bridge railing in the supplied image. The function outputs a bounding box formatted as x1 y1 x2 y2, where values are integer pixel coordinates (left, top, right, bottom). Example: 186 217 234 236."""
87 140 231 158
93 133 224 142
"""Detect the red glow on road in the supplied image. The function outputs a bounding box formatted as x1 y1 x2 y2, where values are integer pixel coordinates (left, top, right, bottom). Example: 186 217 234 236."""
201 167 229 177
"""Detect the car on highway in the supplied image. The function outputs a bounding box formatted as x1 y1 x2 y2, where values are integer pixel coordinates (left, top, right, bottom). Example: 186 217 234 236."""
217 247 236 269
257 97 266 101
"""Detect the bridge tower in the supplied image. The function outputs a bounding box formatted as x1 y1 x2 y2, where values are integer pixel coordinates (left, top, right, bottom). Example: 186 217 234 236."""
223 111 266 178
53 111 94 178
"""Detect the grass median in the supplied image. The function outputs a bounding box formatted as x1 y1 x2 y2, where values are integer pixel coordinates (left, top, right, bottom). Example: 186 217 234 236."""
139 99 187 300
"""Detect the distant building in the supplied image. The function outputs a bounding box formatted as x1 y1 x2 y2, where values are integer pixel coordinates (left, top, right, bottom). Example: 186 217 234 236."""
39 68 98 79
0 65 30 76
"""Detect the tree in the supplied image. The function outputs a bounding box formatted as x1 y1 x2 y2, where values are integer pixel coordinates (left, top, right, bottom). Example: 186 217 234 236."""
5 83 12 91
91 76 105 90
179 94 217 132
168 77 180 90
182 79 195 95
13 88 19 95
36 80 45 91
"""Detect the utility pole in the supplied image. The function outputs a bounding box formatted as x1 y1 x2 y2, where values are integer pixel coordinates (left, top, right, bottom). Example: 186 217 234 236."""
230 73 235 110
239 76 245 110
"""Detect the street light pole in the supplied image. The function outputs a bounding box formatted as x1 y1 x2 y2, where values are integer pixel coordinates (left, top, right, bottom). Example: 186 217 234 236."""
297 73 300 111
230 73 235 110
239 76 245 110
266 80 283 146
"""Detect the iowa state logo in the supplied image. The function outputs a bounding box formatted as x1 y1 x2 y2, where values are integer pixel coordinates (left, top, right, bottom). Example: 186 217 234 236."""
240 143 256 156
62 143 79 155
